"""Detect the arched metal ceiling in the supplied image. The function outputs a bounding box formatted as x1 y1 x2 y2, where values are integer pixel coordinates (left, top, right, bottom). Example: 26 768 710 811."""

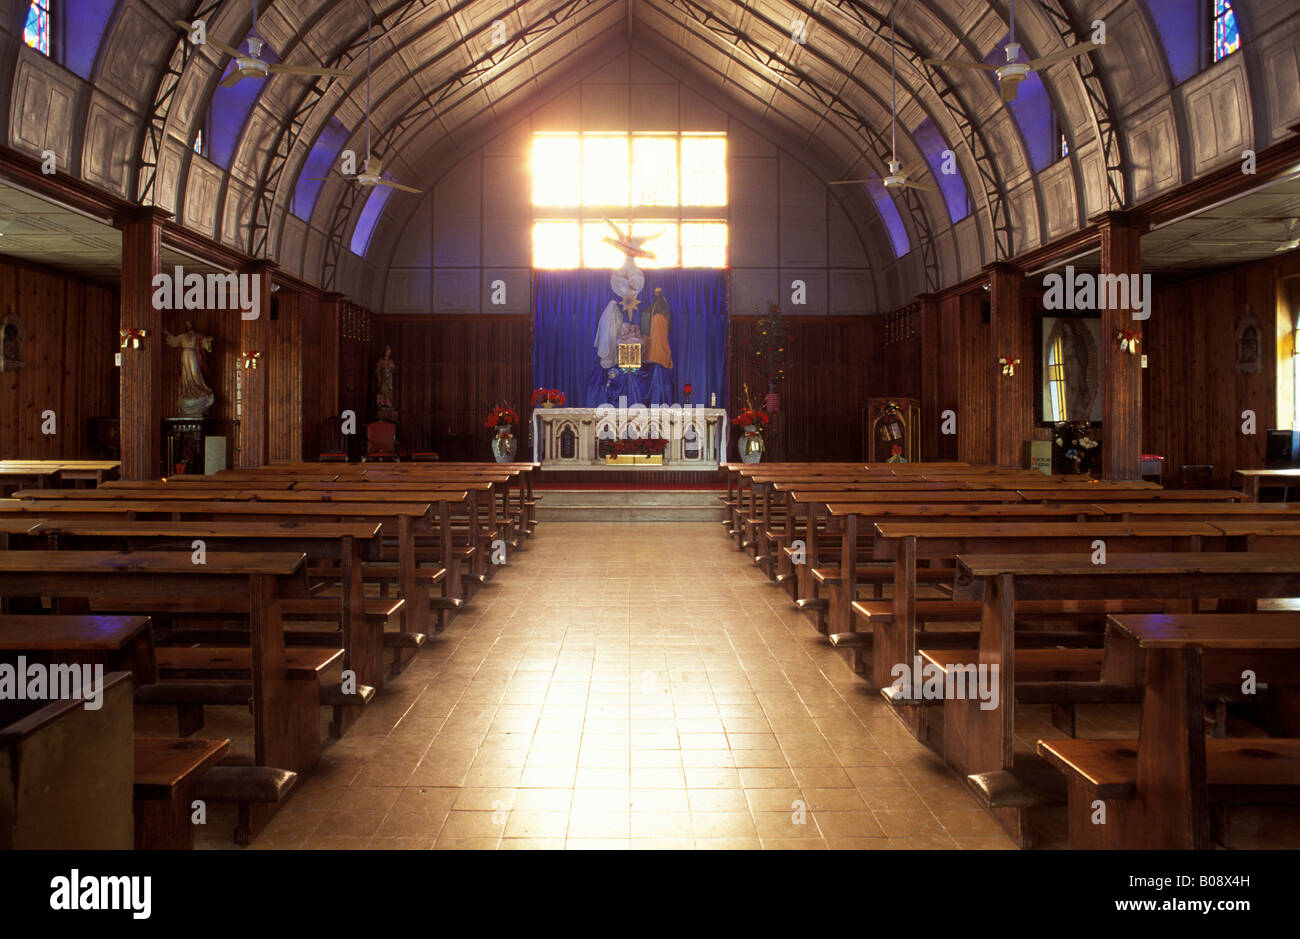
7 0 1291 305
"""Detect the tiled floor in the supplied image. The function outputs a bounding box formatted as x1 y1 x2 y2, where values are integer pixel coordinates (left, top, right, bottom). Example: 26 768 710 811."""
201 521 1016 849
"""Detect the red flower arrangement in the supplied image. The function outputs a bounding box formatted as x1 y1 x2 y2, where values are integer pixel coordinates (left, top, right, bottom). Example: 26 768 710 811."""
732 408 770 428
530 388 566 407
684 382 692 397
484 406 519 428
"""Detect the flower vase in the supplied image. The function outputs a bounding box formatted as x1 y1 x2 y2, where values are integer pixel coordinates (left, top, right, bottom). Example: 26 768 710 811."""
740 424 764 464
491 425 517 463
542 401 555 408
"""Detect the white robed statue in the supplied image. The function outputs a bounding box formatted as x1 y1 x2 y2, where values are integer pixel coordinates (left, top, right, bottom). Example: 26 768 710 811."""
165 321 215 417
593 219 660 371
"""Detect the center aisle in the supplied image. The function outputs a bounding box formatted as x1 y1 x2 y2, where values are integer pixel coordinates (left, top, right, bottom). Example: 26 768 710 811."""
238 522 1015 849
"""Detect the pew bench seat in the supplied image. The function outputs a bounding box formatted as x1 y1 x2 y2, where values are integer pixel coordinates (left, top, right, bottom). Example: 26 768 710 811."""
1037 737 1300 803
133 736 230 849
194 764 299 845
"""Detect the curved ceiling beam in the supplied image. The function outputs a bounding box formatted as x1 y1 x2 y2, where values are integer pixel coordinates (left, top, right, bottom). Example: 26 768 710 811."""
648 0 940 291
319 0 620 288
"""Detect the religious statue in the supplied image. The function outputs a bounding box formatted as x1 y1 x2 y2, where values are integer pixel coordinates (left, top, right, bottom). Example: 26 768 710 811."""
645 287 673 370
375 344 397 415
0 313 23 373
594 218 661 374
164 321 215 417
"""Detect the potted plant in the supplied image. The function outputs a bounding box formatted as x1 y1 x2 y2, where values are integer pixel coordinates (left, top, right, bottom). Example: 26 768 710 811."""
485 404 519 463
531 388 566 409
732 407 770 464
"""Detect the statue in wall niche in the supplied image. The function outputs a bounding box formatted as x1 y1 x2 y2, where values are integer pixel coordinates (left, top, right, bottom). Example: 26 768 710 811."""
165 321 215 417
0 313 23 372
375 344 397 417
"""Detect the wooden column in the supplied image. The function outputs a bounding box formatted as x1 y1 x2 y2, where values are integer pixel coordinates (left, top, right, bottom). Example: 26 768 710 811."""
916 293 941 460
238 261 274 467
986 262 1030 467
119 208 168 480
320 292 343 423
1096 211 1145 480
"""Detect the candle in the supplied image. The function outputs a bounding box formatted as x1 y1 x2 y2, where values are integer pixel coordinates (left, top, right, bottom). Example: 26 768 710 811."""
710 393 717 407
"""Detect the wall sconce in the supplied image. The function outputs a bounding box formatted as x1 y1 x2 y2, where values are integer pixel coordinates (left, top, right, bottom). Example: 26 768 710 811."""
1114 328 1141 354
242 350 262 369
120 328 148 349
998 356 1020 377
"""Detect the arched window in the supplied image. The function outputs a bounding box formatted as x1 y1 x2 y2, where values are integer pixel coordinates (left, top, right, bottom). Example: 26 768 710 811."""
23 0 50 56
1212 0 1241 62
193 129 204 157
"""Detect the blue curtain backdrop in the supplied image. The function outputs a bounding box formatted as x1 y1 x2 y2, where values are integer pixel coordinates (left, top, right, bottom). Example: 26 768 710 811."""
532 269 728 409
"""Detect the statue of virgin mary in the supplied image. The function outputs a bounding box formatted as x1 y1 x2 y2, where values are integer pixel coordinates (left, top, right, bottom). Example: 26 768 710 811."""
594 257 645 371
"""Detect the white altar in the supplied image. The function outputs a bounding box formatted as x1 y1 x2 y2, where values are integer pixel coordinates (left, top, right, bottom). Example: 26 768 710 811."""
533 405 728 469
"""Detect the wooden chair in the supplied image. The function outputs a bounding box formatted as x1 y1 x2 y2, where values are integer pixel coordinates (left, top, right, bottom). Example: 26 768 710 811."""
1178 464 1214 488
364 420 404 462
318 417 351 463
403 423 440 462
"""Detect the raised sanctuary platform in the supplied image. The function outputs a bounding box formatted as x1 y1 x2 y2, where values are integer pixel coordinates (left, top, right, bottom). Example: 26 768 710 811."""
534 488 726 522
532 406 728 470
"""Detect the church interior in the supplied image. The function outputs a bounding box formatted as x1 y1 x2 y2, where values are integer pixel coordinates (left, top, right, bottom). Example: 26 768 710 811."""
2 0 1300 881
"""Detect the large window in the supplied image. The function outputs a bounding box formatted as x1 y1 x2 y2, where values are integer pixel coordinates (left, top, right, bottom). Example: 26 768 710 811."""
23 0 50 56
1213 0 1241 62
531 132 728 268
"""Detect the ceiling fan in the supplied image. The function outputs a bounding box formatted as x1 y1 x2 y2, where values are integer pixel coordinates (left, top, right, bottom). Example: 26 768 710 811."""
830 0 934 194
308 10 420 195
923 0 1097 103
174 0 353 88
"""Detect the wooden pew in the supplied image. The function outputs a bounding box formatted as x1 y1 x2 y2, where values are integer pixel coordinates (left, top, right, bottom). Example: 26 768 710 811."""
1039 612 1300 848
0 671 134 848
949 551 1300 846
0 550 315 841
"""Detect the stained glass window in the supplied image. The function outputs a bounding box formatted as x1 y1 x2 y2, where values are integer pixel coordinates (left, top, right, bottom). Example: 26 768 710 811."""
24 0 50 56
1060 134 1069 159
193 129 204 156
1213 0 1240 62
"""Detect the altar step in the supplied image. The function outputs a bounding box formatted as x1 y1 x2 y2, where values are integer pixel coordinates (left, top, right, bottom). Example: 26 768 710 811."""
535 489 726 523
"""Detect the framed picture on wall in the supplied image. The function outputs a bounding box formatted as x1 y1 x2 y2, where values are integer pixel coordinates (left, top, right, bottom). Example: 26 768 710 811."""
1034 313 1103 425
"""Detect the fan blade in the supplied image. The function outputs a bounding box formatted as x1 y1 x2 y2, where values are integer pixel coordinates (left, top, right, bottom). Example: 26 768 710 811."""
1028 42 1099 71
923 57 997 71
219 70 245 88
173 21 243 58
269 64 355 78
377 179 421 194
903 180 936 192
829 178 876 186
1000 74 1024 102
304 177 343 181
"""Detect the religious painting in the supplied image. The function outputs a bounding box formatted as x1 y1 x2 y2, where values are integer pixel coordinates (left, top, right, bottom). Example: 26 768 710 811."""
1035 313 1103 425
1235 313 1261 374
0 313 24 372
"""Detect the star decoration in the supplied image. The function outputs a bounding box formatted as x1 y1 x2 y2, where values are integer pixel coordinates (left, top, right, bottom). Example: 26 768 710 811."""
620 293 641 315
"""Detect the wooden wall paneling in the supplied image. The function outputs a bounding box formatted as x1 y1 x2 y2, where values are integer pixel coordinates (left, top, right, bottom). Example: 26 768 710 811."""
119 208 166 479
957 291 994 465
1098 213 1144 479
299 293 324 461
268 292 303 463
917 294 940 459
987 263 1030 466
237 264 272 467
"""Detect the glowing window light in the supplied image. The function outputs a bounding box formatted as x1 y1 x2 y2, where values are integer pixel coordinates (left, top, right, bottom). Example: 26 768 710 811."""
532 134 580 206
681 222 727 268
631 137 678 206
533 220 580 268
193 129 204 156
581 134 630 206
582 220 629 269
24 0 50 56
1213 0 1241 61
630 221 677 268
680 135 726 206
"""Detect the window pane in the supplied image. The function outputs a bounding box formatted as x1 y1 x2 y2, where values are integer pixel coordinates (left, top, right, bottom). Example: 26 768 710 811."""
532 135 580 206
632 137 678 206
582 221 628 269
582 134 629 206
24 1 49 56
533 221 580 268
632 221 677 268
1214 0 1240 61
681 222 727 267
681 136 726 206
